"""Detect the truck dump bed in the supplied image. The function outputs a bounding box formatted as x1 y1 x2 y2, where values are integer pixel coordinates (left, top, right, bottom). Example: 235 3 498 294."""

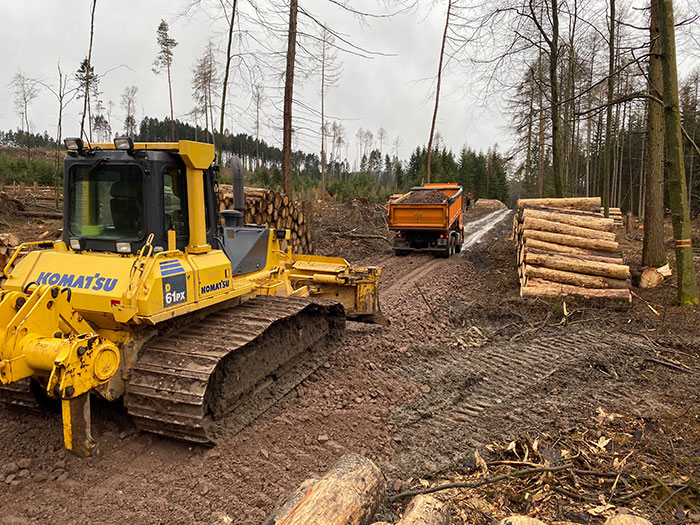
388 183 463 232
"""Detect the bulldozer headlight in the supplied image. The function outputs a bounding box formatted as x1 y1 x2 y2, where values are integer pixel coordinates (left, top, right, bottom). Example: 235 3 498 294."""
64 137 84 153
115 242 131 254
114 137 134 152
69 238 82 251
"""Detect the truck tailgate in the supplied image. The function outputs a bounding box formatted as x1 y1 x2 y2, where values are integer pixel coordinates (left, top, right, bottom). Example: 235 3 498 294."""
388 204 448 230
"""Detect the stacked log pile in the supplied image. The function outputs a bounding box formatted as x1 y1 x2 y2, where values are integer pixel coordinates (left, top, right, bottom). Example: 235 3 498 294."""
218 186 313 254
513 197 632 302
0 233 20 288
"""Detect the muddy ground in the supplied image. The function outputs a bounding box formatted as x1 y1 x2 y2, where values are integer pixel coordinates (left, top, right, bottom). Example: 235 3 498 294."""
0 198 698 524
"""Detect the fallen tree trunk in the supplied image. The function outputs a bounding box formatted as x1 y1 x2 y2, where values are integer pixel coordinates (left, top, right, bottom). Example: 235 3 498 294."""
17 210 63 219
395 495 450 524
521 278 632 302
522 229 619 253
524 265 631 289
523 251 630 280
263 453 385 525
517 197 601 209
520 208 615 231
521 239 623 262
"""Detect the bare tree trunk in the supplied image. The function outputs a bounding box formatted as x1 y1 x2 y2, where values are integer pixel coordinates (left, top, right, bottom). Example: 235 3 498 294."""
525 84 533 192
80 0 97 142
689 82 698 210
320 32 327 200
24 101 31 165
426 0 451 184
55 65 65 208
658 0 699 305
549 0 563 197
638 109 646 218
255 88 260 169
538 53 545 198
218 0 238 165
282 0 298 197
603 0 615 217
643 0 667 268
167 58 175 141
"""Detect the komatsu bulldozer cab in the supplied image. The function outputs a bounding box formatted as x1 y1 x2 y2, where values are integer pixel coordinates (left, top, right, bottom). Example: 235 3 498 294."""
63 146 218 254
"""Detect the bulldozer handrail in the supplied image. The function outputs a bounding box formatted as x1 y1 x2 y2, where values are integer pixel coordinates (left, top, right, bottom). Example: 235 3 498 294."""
3 241 55 279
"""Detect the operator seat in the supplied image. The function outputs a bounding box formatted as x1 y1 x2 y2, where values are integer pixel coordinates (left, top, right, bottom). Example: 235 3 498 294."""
110 180 143 235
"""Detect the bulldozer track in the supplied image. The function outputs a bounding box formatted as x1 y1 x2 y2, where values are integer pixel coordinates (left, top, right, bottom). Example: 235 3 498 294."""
126 295 345 444
0 379 41 410
391 328 646 476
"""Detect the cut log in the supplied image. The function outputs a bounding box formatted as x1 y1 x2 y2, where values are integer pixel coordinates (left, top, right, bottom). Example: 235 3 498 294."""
396 495 450 525
524 265 631 289
639 267 664 288
521 217 616 241
520 208 615 232
517 197 601 209
522 229 618 253
263 453 385 525
523 251 630 279
521 279 632 302
521 205 605 218
518 244 625 265
263 478 318 525
521 239 624 263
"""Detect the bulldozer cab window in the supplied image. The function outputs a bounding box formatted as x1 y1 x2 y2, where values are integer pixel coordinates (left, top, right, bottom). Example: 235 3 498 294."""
163 166 189 239
69 164 144 239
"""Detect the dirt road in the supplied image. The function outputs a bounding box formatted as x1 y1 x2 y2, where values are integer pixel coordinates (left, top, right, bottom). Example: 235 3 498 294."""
0 208 697 524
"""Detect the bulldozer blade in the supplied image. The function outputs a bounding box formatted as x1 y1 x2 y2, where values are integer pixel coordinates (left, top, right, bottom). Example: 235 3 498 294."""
349 308 390 326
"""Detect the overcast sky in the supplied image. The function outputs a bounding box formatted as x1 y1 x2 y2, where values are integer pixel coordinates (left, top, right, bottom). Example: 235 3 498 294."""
0 0 511 165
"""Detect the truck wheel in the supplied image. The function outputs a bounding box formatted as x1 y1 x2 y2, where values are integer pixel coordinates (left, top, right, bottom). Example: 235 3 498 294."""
455 235 462 253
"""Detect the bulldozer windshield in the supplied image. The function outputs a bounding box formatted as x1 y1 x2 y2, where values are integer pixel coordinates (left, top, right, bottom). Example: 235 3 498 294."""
69 163 145 240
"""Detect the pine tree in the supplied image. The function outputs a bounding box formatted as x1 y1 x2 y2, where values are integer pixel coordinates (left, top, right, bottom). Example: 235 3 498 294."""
153 19 178 141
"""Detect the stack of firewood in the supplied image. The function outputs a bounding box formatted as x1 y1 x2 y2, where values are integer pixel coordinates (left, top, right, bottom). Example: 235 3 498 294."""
218 186 313 254
0 233 20 288
513 197 632 302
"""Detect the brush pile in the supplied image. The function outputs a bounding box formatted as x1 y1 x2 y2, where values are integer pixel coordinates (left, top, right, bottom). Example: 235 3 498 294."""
512 197 631 302
218 186 313 254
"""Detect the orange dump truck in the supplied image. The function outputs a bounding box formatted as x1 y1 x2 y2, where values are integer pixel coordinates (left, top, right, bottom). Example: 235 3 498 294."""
388 183 464 257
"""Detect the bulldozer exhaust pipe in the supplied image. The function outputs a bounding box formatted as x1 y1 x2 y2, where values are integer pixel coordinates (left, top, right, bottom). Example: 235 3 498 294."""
231 155 245 227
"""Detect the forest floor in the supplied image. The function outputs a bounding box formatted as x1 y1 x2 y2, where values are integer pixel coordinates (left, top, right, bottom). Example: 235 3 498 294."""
0 197 698 524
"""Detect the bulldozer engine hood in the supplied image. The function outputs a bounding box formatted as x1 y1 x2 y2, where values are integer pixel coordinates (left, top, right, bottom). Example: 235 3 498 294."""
3 248 247 325
6 250 131 310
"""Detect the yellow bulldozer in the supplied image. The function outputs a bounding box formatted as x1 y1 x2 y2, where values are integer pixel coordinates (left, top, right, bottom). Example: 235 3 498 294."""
0 138 386 456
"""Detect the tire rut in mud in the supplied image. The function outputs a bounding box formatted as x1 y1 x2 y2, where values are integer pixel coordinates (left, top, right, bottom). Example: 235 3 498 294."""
387 328 649 478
